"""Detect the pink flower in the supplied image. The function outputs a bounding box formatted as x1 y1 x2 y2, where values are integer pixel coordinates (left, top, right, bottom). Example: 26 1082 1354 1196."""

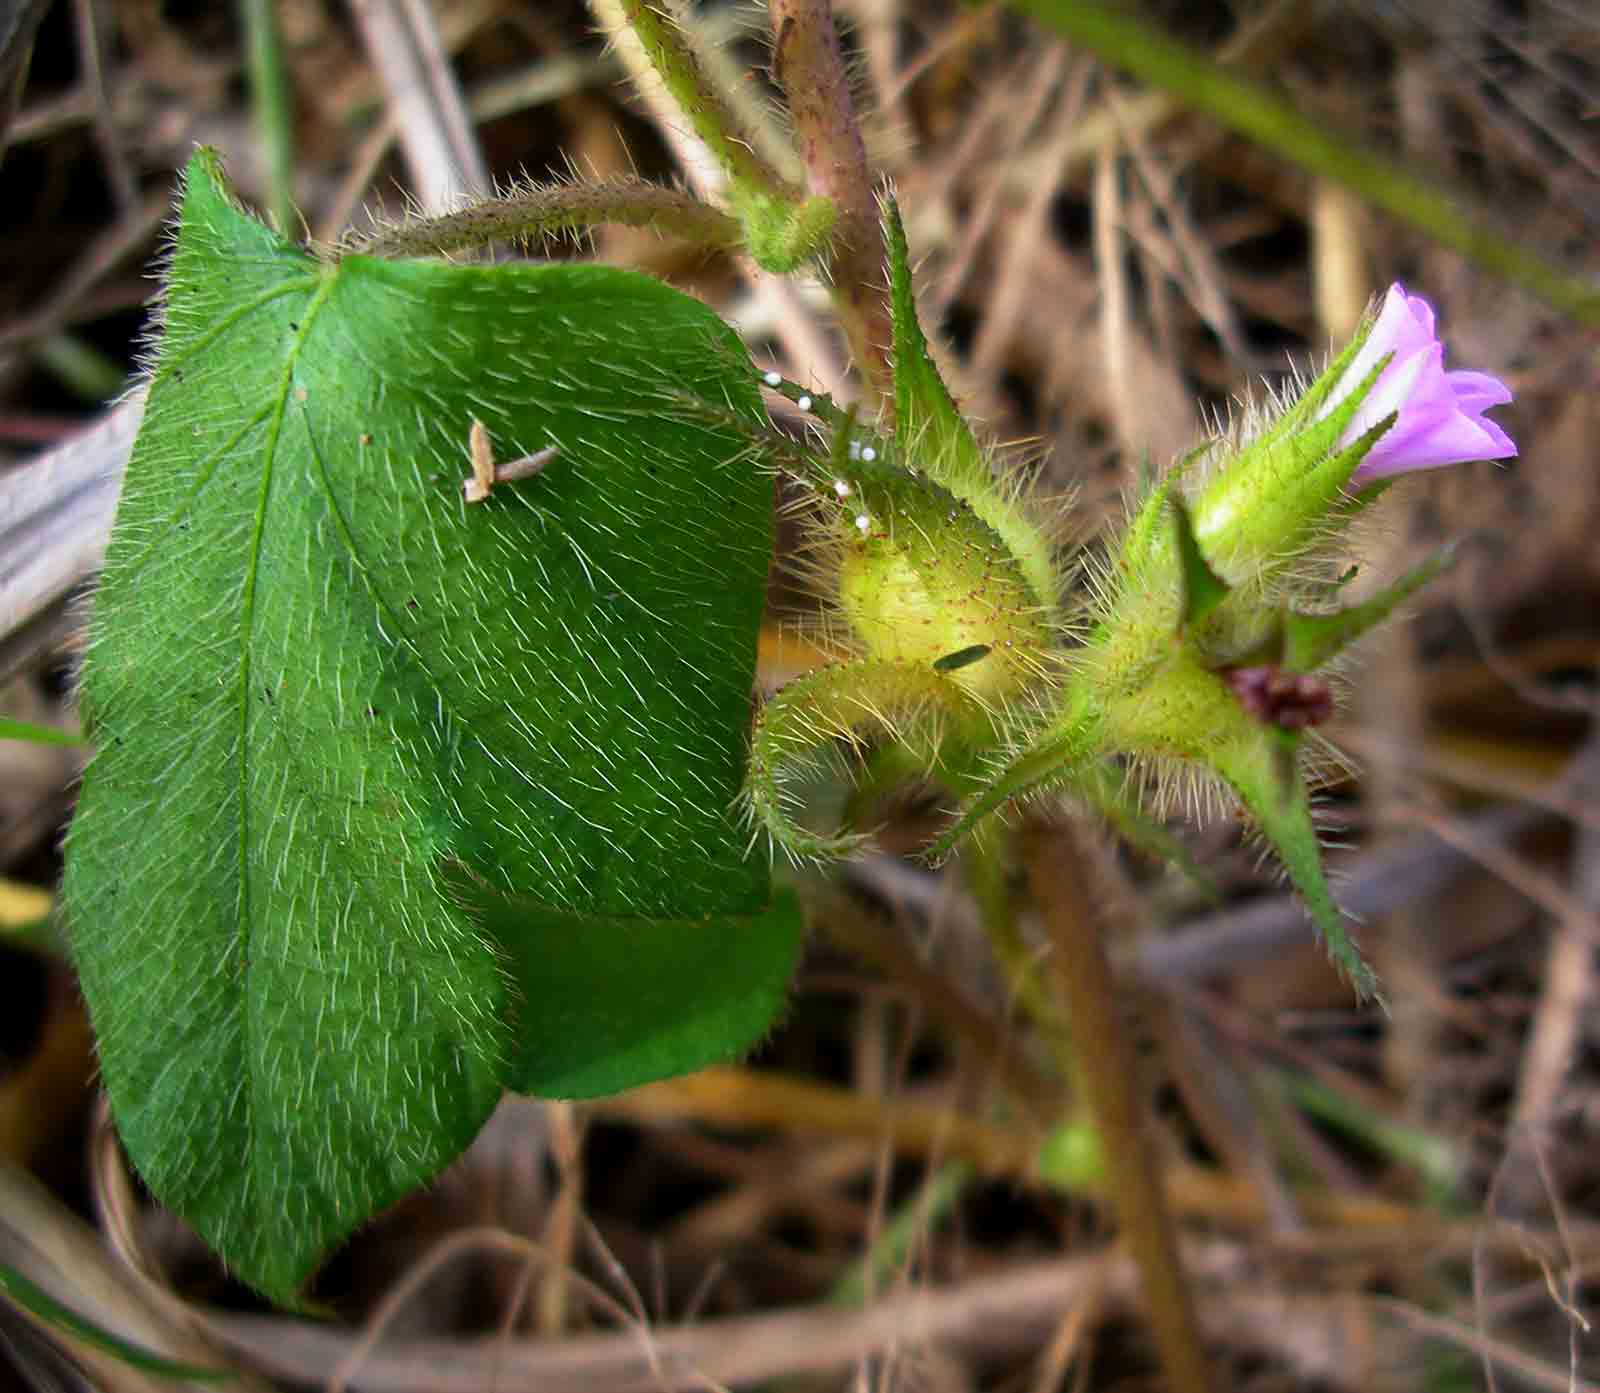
1327 284 1516 486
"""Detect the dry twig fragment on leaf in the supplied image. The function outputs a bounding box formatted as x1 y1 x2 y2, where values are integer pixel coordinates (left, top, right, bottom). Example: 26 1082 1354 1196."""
463 418 557 503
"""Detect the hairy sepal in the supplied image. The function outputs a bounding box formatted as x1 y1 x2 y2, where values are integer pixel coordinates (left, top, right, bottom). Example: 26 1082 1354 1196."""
1281 545 1454 673
746 660 990 862
924 692 1104 863
1095 652 1376 995
832 469 1054 703
883 196 1056 609
1189 353 1395 583
757 373 1055 705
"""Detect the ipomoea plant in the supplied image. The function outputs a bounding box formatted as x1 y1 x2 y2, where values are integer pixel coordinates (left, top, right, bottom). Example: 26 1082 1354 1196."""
745 205 1517 999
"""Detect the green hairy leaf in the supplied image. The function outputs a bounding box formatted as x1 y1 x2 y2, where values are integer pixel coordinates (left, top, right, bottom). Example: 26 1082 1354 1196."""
64 150 800 1302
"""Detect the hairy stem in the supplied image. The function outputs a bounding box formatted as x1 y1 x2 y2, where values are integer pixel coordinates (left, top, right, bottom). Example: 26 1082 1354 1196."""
1023 822 1215 1393
606 0 799 204
241 0 296 234
963 831 1078 1083
767 0 894 399
336 176 744 259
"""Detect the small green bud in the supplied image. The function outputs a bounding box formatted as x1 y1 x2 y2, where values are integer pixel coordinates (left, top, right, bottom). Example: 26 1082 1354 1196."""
833 474 1050 701
1036 1117 1104 1190
1188 359 1391 583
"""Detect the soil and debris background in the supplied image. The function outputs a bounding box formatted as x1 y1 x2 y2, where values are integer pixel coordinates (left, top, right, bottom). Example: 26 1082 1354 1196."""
1 1 1597 1389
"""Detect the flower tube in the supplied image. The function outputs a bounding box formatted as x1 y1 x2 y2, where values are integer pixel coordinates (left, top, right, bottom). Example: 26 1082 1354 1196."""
1324 283 1517 485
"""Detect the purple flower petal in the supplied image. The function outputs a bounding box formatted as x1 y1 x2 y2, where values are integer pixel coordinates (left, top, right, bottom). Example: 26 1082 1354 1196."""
1445 370 1513 413
1320 283 1517 486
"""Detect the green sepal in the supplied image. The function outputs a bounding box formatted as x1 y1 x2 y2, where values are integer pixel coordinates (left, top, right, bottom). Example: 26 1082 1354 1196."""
1190 352 1397 578
882 197 1055 608
1119 445 1205 564
1093 649 1375 996
924 694 1104 863
884 195 984 487
1210 727 1378 1000
1244 320 1375 453
1281 545 1455 673
833 467 1052 701
1112 477 1178 588
747 660 990 862
1170 494 1231 631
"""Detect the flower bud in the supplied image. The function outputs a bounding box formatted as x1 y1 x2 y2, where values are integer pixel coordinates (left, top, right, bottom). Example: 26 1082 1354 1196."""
1188 284 1515 581
1325 284 1516 484
833 472 1051 702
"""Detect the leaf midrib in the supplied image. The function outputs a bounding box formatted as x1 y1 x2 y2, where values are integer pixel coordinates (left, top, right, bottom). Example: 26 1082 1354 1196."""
118 276 316 583
236 265 337 1230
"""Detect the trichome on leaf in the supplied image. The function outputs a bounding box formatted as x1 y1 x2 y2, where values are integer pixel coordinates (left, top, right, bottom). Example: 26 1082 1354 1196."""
64 150 801 1303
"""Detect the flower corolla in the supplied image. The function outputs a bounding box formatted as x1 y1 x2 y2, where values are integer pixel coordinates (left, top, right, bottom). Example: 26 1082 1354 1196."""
1325 283 1516 485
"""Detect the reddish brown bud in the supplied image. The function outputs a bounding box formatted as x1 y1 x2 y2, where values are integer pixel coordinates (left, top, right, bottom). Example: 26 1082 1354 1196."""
1224 665 1333 731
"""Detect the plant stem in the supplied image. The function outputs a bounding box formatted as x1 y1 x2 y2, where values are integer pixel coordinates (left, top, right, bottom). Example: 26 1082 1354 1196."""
611 0 798 203
829 1160 975 1307
1023 822 1215 1393
1010 0 1600 327
963 833 1072 1055
766 0 894 399
336 176 744 260
240 0 296 233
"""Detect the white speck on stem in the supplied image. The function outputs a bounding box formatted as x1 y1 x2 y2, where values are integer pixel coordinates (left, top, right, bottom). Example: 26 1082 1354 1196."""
763 370 783 387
